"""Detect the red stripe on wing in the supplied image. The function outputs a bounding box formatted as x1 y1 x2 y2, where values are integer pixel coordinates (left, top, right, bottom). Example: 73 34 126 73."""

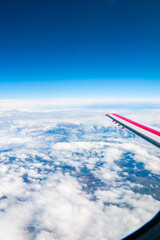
113 114 160 137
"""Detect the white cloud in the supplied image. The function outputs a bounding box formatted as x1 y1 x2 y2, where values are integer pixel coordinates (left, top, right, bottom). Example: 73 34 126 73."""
0 101 159 239
0 98 159 111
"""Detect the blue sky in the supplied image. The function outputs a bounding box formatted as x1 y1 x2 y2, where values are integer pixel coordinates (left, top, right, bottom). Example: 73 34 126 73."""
0 0 160 99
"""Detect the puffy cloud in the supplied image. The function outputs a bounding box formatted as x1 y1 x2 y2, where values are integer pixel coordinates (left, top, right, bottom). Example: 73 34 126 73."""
0 101 159 239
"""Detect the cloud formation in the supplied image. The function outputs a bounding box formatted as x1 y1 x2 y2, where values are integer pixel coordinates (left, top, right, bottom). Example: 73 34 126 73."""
0 98 160 111
0 102 159 240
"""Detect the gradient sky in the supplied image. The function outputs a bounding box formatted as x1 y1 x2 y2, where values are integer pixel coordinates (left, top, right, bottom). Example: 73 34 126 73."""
0 0 160 99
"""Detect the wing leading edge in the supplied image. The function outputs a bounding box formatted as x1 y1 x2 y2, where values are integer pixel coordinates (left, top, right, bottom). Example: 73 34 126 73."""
106 114 160 148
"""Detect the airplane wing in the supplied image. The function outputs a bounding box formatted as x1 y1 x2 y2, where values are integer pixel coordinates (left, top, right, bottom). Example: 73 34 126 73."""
106 113 160 240
105 113 160 148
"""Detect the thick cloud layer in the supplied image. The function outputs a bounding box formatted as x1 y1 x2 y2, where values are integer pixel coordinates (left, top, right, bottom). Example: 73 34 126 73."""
0 103 159 240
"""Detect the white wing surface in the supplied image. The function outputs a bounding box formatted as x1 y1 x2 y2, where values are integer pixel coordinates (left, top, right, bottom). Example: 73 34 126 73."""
106 114 160 148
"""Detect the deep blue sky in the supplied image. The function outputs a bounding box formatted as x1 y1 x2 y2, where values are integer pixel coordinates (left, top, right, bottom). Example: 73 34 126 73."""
0 0 160 99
